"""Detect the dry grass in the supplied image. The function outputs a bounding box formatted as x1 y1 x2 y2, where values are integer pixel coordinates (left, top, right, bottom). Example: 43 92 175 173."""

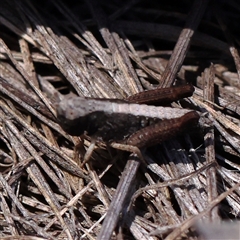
0 1 240 239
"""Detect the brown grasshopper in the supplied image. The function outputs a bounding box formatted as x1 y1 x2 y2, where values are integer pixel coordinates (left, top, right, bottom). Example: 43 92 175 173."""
57 85 199 152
